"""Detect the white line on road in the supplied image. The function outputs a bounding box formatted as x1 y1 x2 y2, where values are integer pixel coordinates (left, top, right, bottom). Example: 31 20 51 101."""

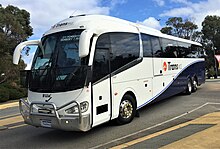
90 102 220 149
0 113 20 120
0 101 19 110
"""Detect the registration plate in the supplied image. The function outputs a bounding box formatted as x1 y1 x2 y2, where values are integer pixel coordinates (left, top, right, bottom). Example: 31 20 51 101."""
40 119 52 128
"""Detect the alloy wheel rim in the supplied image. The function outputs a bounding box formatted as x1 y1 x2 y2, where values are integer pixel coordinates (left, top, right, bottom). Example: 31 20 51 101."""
119 100 133 119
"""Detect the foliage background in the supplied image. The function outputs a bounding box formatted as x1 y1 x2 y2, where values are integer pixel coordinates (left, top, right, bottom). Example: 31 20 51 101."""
0 4 33 102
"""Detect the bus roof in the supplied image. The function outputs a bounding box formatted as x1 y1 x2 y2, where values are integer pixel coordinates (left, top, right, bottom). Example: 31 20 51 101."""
44 14 201 46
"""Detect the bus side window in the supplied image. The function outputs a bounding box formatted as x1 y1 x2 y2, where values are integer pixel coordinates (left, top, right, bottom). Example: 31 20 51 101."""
92 34 110 83
151 36 162 57
141 34 153 57
109 32 140 72
177 42 191 58
191 44 205 58
161 38 178 58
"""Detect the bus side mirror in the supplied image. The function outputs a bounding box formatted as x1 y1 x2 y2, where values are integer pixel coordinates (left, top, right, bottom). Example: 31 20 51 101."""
13 40 41 65
79 30 94 58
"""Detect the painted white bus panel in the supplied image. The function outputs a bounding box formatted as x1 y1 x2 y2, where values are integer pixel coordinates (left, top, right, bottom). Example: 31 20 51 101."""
14 15 205 131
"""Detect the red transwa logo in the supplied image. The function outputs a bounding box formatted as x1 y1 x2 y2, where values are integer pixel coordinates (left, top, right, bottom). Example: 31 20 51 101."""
163 61 181 71
163 62 167 71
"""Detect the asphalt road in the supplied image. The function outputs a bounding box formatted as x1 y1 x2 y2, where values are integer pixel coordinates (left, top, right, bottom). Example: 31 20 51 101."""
0 79 220 149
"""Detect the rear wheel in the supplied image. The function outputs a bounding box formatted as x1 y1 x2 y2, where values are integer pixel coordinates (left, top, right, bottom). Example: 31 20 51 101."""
192 78 198 92
185 78 192 95
116 94 136 125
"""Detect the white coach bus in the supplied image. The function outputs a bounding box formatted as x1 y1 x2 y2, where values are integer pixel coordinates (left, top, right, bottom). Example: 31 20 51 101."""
13 15 205 131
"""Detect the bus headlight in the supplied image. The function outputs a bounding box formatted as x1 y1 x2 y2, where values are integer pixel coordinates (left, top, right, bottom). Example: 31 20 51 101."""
65 101 89 114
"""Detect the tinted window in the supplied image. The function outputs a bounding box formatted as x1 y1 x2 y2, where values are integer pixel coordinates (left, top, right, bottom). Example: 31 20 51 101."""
151 36 162 57
177 42 191 58
93 34 110 83
141 34 152 57
110 33 140 72
191 44 205 58
57 37 80 67
33 36 56 69
161 38 178 58
30 30 88 93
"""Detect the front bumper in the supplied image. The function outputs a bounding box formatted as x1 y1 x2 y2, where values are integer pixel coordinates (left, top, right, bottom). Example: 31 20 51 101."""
19 99 91 131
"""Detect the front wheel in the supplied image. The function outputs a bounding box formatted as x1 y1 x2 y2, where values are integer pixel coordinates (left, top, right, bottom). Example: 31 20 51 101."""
116 94 136 125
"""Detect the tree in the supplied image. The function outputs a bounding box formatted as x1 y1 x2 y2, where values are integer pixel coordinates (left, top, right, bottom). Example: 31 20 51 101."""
0 5 32 101
0 5 33 55
160 26 172 35
202 15 220 51
161 17 199 40
0 4 32 80
191 31 203 42
201 15 220 78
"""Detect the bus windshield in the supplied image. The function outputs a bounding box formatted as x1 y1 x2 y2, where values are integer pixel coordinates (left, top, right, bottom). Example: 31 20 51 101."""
29 29 89 92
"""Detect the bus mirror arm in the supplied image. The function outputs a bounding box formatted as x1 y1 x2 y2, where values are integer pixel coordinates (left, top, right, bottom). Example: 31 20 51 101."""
13 40 41 65
85 66 92 87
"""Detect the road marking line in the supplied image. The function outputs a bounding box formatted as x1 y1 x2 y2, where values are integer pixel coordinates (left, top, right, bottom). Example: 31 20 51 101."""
111 123 218 149
0 101 19 110
90 102 220 149
8 124 27 129
112 112 220 149
111 110 220 149
0 113 20 120
161 124 220 149
0 115 23 126
0 115 27 130
111 122 191 149
0 125 8 130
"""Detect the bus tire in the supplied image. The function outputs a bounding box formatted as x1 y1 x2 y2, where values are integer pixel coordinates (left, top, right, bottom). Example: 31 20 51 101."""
116 94 136 125
192 77 198 92
185 78 192 95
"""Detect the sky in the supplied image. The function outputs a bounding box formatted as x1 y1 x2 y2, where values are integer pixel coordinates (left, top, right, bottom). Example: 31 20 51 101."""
0 0 220 68
1 0 220 40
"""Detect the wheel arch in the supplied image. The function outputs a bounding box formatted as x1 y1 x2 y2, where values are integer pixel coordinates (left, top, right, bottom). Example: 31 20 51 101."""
193 74 198 83
123 91 137 109
113 88 138 119
115 90 137 125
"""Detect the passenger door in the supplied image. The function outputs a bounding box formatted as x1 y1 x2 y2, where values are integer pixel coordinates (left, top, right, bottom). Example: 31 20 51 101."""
92 34 112 127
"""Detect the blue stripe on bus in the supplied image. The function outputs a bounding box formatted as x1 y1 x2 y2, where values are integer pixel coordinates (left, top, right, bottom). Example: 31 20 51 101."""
137 60 205 109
